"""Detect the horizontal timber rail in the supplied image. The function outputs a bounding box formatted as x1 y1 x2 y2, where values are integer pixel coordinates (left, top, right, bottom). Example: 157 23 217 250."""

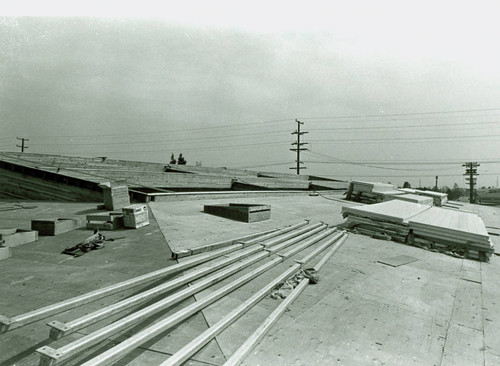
46 221 322 339
0 221 306 333
36 223 331 365
73 227 341 366
224 234 349 366
159 230 346 366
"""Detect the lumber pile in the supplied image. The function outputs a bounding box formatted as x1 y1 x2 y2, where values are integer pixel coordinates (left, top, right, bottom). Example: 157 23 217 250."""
391 193 434 205
86 213 124 230
345 180 404 204
398 188 448 206
341 200 494 261
0 221 346 365
408 207 493 261
341 200 430 242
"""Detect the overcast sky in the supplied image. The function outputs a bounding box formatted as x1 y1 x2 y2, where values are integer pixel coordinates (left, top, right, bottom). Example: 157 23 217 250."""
1 1 500 188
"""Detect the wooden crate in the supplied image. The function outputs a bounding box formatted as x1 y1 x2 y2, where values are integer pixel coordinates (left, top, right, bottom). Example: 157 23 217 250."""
31 218 81 236
0 229 38 247
122 204 149 229
203 203 271 223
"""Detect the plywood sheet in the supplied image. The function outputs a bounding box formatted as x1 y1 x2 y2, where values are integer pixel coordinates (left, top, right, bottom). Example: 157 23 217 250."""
378 255 419 267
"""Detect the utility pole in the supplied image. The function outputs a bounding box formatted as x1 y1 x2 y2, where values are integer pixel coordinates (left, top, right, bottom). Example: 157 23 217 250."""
463 162 479 204
16 137 29 152
289 119 308 175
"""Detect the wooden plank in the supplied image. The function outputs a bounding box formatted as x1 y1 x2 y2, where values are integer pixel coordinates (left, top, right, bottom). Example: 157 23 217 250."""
224 278 310 366
38 225 333 365
47 242 267 339
159 232 348 366
0 229 38 247
0 245 242 333
51 257 284 366
158 264 302 366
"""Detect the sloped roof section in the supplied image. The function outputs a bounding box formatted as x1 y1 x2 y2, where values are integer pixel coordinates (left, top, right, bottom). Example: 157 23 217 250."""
0 152 347 201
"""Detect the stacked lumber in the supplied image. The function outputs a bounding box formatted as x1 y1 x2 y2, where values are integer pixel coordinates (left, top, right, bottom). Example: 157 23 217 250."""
391 193 434 205
341 200 494 261
345 180 404 204
398 188 448 206
408 207 494 261
86 213 124 230
341 200 430 242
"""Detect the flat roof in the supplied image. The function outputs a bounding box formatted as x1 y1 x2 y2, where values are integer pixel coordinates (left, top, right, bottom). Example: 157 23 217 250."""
1 194 499 365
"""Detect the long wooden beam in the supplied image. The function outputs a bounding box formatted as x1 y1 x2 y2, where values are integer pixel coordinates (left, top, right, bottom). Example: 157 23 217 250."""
0 245 238 333
74 227 340 366
36 224 329 365
46 222 322 339
223 234 349 366
157 231 345 366
1 221 306 333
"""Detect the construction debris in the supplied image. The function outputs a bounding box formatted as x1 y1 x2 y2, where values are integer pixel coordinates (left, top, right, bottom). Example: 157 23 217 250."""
62 230 106 257
341 200 493 261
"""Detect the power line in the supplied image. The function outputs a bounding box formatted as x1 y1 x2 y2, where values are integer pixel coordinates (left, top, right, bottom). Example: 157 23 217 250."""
53 140 292 155
305 151 460 172
26 129 289 147
298 107 500 120
308 133 500 143
314 120 500 132
22 118 294 140
303 158 500 165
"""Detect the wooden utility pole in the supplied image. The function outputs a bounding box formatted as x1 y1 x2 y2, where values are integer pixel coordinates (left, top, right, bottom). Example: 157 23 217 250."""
289 119 308 175
16 137 29 152
463 162 479 203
